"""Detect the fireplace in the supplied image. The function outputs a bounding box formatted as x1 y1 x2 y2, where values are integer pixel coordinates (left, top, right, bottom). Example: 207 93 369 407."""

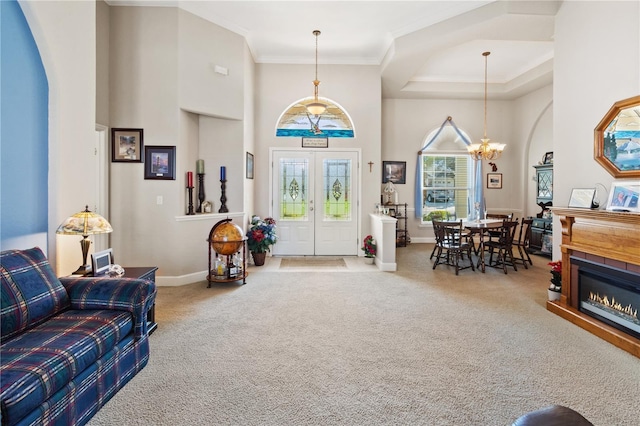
573 257 640 340
549 208 640 357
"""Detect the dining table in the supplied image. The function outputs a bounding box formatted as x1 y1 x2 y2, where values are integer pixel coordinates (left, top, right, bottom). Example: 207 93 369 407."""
462 219 504 272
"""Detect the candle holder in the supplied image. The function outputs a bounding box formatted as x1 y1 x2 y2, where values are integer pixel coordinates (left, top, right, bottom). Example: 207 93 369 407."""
197 173 205 212
219 179 229 213
187 187 195 215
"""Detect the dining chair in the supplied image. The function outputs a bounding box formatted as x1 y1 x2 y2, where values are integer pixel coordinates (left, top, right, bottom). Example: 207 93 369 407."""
431 219 475 275
429 211 450 259
511 217 533 268
485 213 513 241
485 219 519 274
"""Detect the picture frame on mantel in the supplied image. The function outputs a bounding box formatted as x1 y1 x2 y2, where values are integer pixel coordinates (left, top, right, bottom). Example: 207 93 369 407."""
605 181 640 212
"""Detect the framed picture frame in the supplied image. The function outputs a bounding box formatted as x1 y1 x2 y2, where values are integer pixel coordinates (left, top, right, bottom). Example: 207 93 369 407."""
568 188 596 208
144 146 176 180
302 137 328 148
382 161 406 184
543 151 553 164
111 128 143 162
91 248 113 276
486 173 502 189
606 180 640 212
594 95 640 179
246 152 254 179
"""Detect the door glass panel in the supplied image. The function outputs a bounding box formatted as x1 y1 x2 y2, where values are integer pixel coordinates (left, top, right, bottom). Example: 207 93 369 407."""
279 158 308 220
323 159 351 221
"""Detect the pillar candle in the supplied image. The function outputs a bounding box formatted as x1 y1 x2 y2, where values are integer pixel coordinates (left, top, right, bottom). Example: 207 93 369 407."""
187 171 193 188
220 166 226 181
196 159 204 174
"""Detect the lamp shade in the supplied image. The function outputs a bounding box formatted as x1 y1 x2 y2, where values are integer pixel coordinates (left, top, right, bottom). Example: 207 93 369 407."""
56 206 113 236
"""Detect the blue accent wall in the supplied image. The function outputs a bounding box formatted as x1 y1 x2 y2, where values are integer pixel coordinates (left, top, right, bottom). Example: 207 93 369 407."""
0 0 49 242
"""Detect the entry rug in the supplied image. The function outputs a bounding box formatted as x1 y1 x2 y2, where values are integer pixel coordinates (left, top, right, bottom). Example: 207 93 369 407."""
279 257 347 270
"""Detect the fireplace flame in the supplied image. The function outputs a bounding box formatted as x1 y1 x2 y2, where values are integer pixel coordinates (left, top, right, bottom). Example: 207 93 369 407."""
589 292 638 320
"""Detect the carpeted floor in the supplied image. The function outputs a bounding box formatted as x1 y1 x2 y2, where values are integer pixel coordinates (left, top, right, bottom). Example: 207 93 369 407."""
88 244 640 426
280 257 347 270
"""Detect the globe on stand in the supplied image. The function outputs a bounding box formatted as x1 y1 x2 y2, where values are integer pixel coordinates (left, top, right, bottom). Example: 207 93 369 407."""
209 220 244 255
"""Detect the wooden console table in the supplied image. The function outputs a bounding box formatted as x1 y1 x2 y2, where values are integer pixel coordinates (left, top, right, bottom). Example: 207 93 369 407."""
549 208 640 357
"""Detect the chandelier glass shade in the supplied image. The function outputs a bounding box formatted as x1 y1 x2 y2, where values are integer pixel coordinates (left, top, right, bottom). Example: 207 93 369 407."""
467 51 506 161
306 30 326 116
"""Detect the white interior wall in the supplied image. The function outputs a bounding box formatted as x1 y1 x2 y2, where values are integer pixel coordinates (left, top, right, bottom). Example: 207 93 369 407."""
552 0 640 259
255 63 382 240
19 0 97 275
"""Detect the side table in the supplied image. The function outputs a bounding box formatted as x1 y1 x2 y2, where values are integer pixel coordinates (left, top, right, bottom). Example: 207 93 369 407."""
122 266 158 335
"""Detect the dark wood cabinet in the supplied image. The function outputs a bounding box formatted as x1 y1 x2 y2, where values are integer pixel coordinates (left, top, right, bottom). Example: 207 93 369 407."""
390 203 408 247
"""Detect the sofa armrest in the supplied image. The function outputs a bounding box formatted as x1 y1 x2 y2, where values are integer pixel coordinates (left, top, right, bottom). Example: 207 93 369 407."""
59 276 157 339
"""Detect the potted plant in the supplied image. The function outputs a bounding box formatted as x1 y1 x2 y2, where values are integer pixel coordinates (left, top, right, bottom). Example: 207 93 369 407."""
361 235 377 264
247 216 278 266
548 260 562 301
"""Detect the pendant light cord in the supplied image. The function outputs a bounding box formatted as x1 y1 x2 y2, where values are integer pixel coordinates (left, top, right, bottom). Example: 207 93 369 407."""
483 51 490 139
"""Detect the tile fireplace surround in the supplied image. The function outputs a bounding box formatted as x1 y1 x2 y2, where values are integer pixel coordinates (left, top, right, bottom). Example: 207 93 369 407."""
549 208 640 358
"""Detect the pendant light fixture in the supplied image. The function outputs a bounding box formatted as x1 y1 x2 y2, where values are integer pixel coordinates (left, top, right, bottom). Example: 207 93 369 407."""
306 30 327 116
467 52 506 161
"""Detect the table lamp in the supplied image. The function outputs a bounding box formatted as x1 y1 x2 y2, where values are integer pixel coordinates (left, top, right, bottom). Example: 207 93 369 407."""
56 206 113 275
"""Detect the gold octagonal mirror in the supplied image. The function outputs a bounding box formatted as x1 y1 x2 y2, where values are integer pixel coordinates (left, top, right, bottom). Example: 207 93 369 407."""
594 95 640 178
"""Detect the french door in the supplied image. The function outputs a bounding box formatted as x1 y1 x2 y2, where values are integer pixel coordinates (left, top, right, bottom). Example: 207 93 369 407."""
272 150 359 256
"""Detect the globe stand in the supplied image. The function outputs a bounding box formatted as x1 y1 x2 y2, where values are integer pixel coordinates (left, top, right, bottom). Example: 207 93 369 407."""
219 179 229 213
197 173 205 213
207 218 247 287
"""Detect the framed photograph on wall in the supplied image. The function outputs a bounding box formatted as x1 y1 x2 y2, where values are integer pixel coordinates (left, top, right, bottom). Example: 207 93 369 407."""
606 181 640 212
144 146 176 180
246 152 254 179
382 161 406 184
111 128 143 162
486 173 503 189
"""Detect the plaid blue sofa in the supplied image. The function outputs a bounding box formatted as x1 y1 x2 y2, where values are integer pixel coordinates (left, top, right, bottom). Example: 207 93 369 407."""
1 247 156 426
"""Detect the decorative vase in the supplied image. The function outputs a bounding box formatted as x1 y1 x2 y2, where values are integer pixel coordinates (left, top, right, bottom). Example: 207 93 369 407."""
364 256 375 264
251 251 267 266
548 289 561 301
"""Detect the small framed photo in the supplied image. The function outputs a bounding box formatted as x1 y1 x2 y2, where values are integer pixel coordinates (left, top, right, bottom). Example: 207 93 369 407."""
382 161 406 184
606 181 640 212
91 248 113 276
302 137 328 148
568 188 596 209
486 173 503 189
246 152 254 179
543 151 554 164
111 128 143 162
144 146 176 180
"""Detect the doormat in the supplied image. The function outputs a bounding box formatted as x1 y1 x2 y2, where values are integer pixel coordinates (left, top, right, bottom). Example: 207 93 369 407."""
279 257 346 270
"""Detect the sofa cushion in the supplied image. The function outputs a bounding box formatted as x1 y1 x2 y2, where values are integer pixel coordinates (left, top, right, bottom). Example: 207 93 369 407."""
1 247 70 342
0 309 133 423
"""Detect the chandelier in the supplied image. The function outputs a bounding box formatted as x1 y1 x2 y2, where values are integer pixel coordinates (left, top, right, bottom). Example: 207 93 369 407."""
467 51 506 161
306 30 327 116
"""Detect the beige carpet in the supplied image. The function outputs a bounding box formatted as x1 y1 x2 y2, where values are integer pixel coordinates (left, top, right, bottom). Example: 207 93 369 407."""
88 244 640 426
280 257 347 270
